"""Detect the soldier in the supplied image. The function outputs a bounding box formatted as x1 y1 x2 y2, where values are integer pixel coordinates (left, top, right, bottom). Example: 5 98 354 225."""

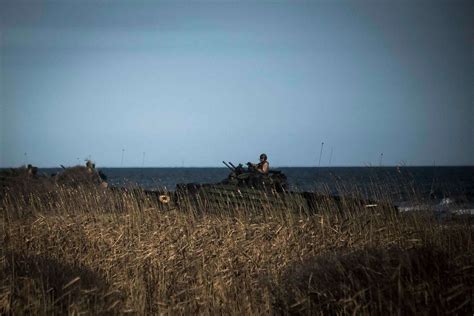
85 160 95 173
258 153 270 174
26 164 38 177
249 153 269 174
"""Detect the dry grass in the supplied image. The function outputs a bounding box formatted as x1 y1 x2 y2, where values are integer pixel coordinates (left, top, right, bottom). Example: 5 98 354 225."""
0 182 472 315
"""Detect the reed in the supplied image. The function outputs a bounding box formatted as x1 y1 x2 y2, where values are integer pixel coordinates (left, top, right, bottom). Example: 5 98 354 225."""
0 181 472 315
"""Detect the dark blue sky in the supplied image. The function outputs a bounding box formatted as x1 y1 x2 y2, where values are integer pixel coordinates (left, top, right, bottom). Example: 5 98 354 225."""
1 0 472 167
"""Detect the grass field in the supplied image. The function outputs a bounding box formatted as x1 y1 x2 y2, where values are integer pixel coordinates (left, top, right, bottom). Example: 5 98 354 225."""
1 179 472 315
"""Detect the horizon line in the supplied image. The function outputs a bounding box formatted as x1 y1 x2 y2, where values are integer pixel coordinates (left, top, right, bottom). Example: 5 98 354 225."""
3 164 473 169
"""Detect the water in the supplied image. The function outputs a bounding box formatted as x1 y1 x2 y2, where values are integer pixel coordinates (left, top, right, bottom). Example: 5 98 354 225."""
40 166 474 213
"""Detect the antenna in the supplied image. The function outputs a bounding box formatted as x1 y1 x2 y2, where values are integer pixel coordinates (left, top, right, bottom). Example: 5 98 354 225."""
318 142 324 167
328 147 333 166
430 160 436 197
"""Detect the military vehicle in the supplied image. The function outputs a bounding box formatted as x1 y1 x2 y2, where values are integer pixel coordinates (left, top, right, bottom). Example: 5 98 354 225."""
173 161 295 212
173 161 390 214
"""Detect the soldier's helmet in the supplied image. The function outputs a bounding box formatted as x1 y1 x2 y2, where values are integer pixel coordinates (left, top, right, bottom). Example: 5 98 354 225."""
260 153 267 161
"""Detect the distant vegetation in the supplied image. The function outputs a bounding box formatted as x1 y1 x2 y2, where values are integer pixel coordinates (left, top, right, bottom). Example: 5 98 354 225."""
0 167 472 314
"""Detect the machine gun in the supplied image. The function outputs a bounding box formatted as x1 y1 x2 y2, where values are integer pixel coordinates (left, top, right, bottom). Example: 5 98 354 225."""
222 161 234 171
223 161 246 175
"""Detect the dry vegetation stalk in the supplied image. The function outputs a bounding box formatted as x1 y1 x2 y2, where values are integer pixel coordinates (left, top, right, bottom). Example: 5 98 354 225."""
0 181 472 315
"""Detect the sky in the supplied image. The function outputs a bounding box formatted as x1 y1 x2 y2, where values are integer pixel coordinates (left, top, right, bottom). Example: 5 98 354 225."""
1 0 472 167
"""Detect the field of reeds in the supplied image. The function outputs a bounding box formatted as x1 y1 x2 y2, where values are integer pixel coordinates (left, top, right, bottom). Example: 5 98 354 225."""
1 172 473 315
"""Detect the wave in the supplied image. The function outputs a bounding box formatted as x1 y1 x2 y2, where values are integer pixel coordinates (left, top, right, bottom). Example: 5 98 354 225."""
396 197 474 215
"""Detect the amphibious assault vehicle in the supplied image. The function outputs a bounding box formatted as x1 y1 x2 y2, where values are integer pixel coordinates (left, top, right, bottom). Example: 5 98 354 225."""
176 161 288 193
173 161 389 214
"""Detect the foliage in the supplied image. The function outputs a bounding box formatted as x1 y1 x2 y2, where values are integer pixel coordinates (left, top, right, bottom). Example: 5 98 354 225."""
0 181 472 315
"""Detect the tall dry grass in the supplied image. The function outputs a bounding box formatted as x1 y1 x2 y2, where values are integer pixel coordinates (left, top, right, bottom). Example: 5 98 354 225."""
0 182 472 315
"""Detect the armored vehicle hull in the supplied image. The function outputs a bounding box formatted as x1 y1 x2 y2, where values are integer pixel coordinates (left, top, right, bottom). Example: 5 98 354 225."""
173 163 392 214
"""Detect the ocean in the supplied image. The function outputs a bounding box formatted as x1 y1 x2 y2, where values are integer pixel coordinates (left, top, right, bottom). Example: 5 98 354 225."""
40 166 474 213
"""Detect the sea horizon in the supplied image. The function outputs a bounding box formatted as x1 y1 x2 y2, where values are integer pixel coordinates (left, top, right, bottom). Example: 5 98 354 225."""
3 164 472 169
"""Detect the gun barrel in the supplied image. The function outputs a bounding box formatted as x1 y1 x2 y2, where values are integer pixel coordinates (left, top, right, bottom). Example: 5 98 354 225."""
222 161 234 171
228 162 237 169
